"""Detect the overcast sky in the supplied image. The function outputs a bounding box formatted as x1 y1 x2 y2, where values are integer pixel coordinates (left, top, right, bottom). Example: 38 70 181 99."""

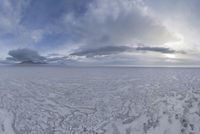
0 0 200 66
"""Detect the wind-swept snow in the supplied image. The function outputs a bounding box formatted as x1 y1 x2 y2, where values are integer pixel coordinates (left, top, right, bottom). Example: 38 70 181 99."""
0 66 200 134
0 109 15 134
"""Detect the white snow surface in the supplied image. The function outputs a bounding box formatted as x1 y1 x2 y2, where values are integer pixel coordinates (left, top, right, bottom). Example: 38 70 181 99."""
0 66 200 134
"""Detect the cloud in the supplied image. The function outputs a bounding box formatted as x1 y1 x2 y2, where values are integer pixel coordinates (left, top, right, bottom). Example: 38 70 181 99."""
70 45 184 57
136 46 180 54
7 48 46 64
6 48 77 64
4 45 186 65
0 0 95 57
0 0 47 56
60 0 181 66
64 0 176 49
21 0 92 29
70 46 132 57
144 0 200 53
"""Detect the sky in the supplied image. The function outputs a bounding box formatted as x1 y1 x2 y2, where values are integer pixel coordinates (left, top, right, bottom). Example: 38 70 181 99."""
0 0 200 66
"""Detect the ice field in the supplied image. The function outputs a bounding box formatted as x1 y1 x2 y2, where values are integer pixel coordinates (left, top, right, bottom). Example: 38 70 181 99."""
0 66 200 134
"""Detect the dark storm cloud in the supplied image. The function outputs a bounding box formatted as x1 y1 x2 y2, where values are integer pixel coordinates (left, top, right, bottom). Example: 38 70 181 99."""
6 48 76 64
7 48 46 64
5 45 186 65
136 46 176 53
70 46 185 57
137 46 186 54
70 46 133 57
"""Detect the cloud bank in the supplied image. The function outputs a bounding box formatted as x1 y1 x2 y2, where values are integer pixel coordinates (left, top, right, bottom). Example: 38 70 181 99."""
71 46 185 57
7 48 46 64
5 45 186 65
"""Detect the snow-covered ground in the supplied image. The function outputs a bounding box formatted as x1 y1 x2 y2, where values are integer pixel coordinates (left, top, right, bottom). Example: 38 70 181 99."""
0 66 200 134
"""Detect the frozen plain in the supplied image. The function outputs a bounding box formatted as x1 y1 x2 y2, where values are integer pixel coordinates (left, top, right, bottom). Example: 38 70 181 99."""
0 66 200 134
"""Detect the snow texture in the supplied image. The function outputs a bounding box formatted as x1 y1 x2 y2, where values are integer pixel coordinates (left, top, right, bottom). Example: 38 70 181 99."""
0 66 199 134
